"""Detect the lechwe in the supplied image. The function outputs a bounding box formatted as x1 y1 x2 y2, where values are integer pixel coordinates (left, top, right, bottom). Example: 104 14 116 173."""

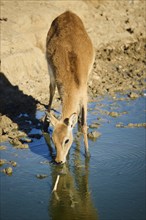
44 11 94 164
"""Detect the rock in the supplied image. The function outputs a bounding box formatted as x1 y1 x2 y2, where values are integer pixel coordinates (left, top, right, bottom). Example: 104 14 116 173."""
0 115 18 134
116 123 124 128
0 159 17 167
89 123 100 128
0 145 7 150
8 130 27 139
88 131 101 140
126 123 146 128
9 161 17 167
0 159 7 166
36 174 48 179
0 115 27 144
2 167 13 175
14 144 29 149
116 122 146 128
9 138 22 146
121 111 128 115
0 134 9 142
127 123 135 127
108 112 120 117
19 137 32 143
128 92 140 99
9 138 29 149
0 128 2 136
137 123 146 128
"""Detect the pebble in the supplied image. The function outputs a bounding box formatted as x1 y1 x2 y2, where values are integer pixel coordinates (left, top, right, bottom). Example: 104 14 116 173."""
0 159 7 166
2 167 13 175
89 123 100 128
128 92 140 99
19 137 32 143
0 145 7 150
36 174 48 179
14 144 29 149
88 131 101 140
0 134 9 142
108 112 120 117
126 123 146 128
9 138 29 149
9 161 17 167
8 131 27 139
9 138 22 146
116 123 124 128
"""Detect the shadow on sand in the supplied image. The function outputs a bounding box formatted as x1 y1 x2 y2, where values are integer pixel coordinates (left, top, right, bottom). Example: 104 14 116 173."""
0 72 47 133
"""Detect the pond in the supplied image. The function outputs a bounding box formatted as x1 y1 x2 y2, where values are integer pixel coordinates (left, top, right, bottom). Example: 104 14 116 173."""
0 95 146 220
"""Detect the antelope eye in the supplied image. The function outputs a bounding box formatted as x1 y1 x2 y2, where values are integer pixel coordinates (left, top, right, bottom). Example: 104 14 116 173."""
64 139 69 145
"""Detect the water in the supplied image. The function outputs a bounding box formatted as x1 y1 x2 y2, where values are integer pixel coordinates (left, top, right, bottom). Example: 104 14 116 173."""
0 95 146 220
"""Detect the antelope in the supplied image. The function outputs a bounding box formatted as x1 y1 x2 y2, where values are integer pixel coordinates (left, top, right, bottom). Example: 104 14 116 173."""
44 11 94 164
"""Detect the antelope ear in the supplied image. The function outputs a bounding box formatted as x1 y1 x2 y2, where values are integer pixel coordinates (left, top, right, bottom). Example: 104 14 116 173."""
46 112 59 127
68 113 78 128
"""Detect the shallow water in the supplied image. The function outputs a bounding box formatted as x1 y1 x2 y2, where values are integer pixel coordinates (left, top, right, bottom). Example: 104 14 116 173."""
0 95 146 220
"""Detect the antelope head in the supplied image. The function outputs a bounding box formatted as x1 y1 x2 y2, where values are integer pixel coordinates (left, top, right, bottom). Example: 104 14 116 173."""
48 112 78 164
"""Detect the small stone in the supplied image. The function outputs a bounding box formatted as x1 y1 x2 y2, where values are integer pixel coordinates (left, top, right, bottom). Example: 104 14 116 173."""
127 123 146 128
0 128 2 136
9 138 22 146
116 123 124 128
36 174 48 179
0 115 18 134
116 123 146 128
2 167 13 175
0 145 7 150
9 161 17 167
121 111 128 115
8 131 27 139
140 123 146 128
19 137 32 143
9 138 29 149
127 123 134 127
89 123 100 128
88 131 101 140
128 92 139 99
108 112 120 117
14 144 29 149
0 135 9 142
0 159 7 166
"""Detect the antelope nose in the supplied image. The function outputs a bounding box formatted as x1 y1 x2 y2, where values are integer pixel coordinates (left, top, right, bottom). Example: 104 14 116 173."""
55 159 63 165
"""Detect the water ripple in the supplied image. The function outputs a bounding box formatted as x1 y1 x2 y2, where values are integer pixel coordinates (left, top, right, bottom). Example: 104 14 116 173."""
92 143 145 176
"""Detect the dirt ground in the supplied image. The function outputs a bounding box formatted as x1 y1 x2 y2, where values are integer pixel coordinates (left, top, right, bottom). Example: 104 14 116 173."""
0 0 146 142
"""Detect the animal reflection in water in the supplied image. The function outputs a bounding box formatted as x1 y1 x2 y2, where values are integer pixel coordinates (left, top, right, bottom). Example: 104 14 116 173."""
44 133 98 220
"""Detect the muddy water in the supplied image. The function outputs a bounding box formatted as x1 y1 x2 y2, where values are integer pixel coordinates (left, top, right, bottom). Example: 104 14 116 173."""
0 95 145 220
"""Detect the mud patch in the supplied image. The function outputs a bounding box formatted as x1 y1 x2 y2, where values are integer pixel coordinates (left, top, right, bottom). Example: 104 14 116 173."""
89 38 146 97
